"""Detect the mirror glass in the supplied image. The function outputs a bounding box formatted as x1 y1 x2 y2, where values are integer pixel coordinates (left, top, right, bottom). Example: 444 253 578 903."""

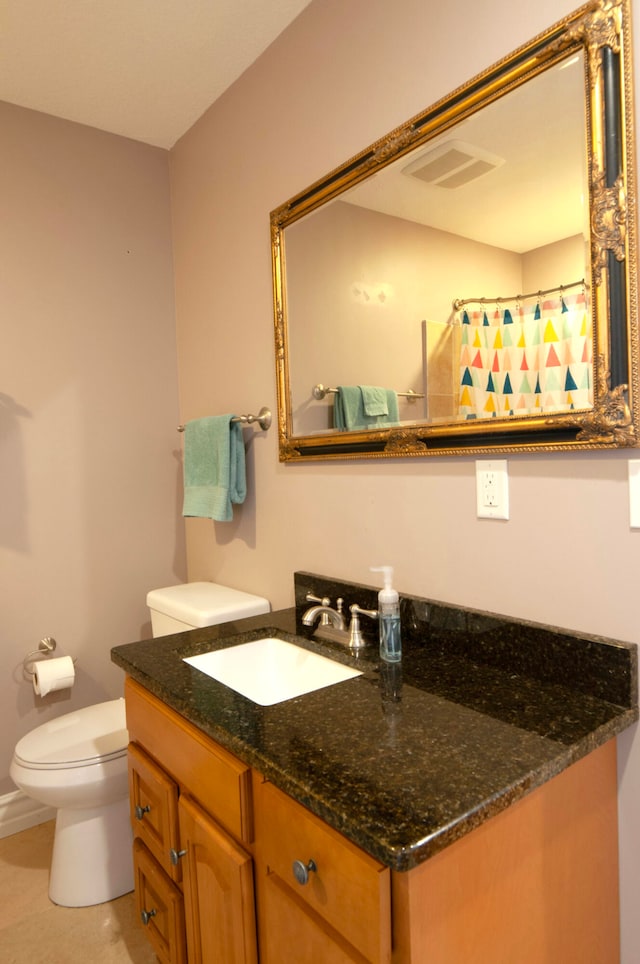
272 0 638 459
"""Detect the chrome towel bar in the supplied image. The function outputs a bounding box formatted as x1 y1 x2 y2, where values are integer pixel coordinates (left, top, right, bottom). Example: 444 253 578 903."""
178 407 272 432
312 385 423 400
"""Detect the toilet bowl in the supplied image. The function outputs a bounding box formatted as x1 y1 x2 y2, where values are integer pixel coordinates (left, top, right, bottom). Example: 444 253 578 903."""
10 699 131 907
11 581 270 908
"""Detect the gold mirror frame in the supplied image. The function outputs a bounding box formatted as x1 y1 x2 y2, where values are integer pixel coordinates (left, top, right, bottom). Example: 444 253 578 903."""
271 0 638 460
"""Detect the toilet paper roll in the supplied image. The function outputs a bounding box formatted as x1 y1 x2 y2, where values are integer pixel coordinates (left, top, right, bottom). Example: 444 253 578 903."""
32 656 75 697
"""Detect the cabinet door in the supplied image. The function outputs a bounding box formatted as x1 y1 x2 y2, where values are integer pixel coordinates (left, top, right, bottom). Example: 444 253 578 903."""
128 742 182 882
133 839 187 964
179 794 258 964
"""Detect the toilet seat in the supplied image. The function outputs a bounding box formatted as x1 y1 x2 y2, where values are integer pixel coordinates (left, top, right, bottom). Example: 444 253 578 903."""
14 698 128 770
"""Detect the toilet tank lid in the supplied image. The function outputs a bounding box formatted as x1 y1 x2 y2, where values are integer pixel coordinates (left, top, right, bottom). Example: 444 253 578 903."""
146 582 270 627
14 698 127 768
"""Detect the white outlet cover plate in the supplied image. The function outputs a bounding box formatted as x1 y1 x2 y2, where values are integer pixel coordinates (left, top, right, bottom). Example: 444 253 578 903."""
476 460 509 520
629 460 640 529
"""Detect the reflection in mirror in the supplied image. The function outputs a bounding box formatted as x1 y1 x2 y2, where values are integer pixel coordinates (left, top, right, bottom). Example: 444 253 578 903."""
272 0 638 460
287 53 589 435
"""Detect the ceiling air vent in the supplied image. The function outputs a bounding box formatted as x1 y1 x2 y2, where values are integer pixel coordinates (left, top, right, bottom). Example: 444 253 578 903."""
402 139 505 189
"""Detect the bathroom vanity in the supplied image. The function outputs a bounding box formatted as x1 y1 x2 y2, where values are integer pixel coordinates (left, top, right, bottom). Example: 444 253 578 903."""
112 574 638 963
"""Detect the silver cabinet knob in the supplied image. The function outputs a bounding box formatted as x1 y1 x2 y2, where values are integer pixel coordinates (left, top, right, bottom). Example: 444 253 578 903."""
169 847 187 865
292 858 317 885
141 908 156 925
135 804 150 820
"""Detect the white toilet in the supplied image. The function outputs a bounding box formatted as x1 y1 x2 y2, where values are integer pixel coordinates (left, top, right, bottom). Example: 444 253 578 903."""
10 582 269 907
146 581 270 636
10 699 132 907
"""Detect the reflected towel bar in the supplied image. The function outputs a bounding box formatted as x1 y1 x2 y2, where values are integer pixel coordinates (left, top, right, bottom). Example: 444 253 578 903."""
313 385 424 401
178 407 272 432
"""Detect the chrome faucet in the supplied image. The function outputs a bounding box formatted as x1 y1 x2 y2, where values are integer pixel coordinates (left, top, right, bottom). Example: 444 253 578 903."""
302 594 377 649
302 595 346 632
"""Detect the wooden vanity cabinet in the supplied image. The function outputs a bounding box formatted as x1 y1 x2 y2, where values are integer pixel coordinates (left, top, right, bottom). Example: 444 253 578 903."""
124 677 621 964
125 677 257 964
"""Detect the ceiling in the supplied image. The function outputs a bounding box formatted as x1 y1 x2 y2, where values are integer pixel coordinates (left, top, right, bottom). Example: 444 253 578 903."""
345 54 588 253
0 0 313 149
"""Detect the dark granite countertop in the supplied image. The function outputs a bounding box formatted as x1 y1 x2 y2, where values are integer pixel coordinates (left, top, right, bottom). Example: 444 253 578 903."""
111 578 638 873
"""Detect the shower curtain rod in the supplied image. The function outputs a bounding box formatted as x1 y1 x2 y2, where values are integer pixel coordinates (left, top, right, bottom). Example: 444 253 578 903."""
452 277 585 311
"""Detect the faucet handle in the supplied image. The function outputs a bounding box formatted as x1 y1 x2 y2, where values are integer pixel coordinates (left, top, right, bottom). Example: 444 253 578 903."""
305 593 332 626
350 604 378 618
306 593 329 604
348 604 378 649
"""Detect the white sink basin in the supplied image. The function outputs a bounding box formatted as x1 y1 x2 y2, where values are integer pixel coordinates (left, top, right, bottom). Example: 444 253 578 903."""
183 636 362 706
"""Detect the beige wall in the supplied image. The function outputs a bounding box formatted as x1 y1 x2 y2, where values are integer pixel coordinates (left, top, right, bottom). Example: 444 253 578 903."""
284 206 584 432
522 233 587 291
1 102 186 794
169 0 640 958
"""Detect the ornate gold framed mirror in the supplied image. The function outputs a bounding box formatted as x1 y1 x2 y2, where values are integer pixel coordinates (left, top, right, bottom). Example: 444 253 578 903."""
271 0 637 460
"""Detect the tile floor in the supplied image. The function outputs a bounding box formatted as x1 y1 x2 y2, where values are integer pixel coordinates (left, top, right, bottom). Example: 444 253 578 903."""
0 821 157 964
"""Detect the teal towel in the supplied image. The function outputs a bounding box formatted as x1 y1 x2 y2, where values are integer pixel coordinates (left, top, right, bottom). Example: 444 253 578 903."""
182 416 246 522
334 386 361 429
334 387 399 430
360 385 389 416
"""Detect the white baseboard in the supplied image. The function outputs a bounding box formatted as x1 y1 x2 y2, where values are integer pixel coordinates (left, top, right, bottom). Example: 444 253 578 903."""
0 789 55 839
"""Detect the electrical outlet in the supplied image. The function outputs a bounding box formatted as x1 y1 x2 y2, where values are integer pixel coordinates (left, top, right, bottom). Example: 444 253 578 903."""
476 460 509 520
629 460 640 528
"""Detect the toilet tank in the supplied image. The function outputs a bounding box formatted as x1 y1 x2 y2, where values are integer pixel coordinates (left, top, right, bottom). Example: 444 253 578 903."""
147 582 270 637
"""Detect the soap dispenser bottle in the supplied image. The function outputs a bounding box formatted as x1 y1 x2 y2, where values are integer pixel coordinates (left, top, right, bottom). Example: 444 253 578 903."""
371 566 402 663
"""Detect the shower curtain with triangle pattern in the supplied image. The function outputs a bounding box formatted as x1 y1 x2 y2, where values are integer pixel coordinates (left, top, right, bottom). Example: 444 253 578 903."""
458 291 592 419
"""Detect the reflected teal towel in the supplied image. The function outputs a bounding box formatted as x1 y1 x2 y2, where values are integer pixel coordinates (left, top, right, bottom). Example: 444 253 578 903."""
360 385 388 416
334 386 399 430
182 416 246 522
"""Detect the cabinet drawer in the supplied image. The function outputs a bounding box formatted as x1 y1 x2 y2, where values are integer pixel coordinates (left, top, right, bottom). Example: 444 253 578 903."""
125 677 252 844
133 839 186 964
255 778 391 963
129 742 181 882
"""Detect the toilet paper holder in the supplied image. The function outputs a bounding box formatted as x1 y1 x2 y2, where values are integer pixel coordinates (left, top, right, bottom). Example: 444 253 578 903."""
23 637 60 677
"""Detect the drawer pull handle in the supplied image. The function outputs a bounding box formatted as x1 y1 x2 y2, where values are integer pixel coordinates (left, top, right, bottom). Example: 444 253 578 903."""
135 804 151 820
141 908 157 925
170 848 187 865
292 858 317 886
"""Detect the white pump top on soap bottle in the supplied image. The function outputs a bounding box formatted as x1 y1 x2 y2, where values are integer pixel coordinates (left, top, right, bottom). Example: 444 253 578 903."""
371 566 401 662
